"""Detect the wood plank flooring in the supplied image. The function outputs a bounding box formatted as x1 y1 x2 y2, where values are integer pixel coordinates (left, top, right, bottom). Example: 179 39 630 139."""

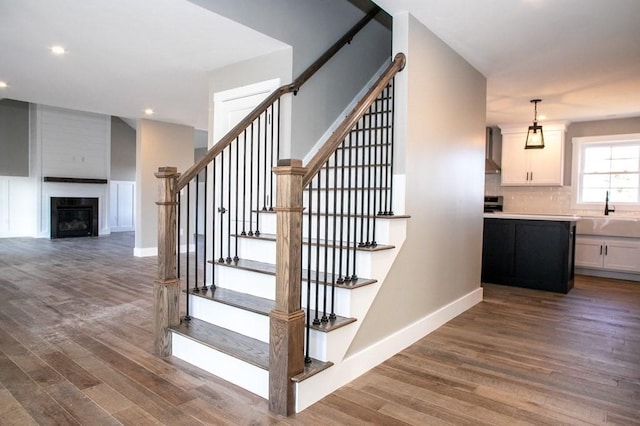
1 232 639 425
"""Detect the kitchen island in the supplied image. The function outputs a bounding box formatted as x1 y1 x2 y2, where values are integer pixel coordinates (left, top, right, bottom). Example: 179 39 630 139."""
482 213 578 293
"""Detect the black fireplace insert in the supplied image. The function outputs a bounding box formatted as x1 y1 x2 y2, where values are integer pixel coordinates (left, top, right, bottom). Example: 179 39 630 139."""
50 197 99 239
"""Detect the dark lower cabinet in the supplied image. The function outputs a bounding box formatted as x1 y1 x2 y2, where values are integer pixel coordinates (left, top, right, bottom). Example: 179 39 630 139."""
482 218 576 293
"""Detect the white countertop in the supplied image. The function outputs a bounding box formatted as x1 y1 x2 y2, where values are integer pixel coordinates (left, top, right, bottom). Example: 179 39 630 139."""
484 213 580 222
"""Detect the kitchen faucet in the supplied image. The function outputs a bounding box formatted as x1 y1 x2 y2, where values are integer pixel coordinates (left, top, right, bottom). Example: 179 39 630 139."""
604 190 615 215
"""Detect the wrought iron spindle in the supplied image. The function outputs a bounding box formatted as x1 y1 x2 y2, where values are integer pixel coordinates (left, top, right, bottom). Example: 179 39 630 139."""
226 145 232 264
304 179 313 364
330 153 338 320
269 103 276 211
322 160 330 322
255 115 262 236
312 179 321 326
241 129 248 236
365 104 373 247
202 167 208 291
337 136 346 284
388 80 396 215
218 151 225 263
344 130 353 282
193 174 200 292
210 161 217 290
185 183 191 320
248 123 255 236
234 138 240 263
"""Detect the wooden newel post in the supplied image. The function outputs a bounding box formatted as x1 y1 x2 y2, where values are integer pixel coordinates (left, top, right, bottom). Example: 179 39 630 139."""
270 159 306 415
154 166 181 357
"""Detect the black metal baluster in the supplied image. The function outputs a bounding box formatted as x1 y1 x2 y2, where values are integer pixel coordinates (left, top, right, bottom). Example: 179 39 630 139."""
322 160 329 323
268 104 275 211
202 166 208 291
351 120 360 281
242 129 248 236
276 98 281 172
337 136 346 285
255 115 262 236
344 130 353 282
305 180 313 364
218 152 225 263
210 161 217 290
185 183 191 320
330 152 338 320
193 175 200 292
262 111 268 211
371 98 379 247
248 123 255 236
379 85 391 215
365 103 373 247
388 80 395 216
358 114 366 248
313 174 321 326
226 145 232 264
234 137 240 263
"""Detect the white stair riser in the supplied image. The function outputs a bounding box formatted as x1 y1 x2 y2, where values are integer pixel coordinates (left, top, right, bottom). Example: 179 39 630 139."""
213 266 275 299
260 213 398 243
237 237 275 264
189 295 270 342
187 295 354 362
172 333 269 399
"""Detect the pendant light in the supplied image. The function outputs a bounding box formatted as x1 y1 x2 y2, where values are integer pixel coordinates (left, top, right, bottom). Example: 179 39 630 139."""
524 99 544 149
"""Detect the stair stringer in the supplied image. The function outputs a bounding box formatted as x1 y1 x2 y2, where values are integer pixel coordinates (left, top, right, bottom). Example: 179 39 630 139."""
295 215 417 410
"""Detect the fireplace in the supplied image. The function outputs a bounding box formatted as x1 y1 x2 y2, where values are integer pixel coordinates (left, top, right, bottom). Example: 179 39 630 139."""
50 197 99 239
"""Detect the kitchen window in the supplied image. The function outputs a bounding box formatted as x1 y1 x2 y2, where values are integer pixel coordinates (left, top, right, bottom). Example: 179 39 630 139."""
572 133 640 210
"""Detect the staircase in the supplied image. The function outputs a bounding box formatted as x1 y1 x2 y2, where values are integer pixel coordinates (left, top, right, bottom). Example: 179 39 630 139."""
152 9 408 415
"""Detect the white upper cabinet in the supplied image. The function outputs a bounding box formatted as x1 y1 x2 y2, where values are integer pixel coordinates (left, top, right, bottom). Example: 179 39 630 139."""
500 123 566 186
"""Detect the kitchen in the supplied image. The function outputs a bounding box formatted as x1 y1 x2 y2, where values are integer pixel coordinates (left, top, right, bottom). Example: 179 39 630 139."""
483 116 640 291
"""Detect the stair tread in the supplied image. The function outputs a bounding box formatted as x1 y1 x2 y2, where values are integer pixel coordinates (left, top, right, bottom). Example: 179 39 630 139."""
234 232 395 252
171 317 335 379
171 317 269 370
255 210 410 219
293 358 334 383
209 258 377 289
188 287 357 332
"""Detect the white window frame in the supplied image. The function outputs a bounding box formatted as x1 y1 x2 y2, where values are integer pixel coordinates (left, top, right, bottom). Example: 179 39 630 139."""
571 133 640 211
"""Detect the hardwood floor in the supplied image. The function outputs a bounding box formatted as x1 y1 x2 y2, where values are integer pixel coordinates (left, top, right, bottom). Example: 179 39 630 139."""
0 233 638 425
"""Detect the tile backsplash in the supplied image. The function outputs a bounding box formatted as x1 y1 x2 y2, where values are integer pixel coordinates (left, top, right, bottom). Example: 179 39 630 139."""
485 174 640 217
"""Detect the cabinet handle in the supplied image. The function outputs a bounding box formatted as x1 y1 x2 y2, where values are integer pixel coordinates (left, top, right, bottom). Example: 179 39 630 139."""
605 245 608 256
530 171 533 181
526 172 530 181
600 245 603 255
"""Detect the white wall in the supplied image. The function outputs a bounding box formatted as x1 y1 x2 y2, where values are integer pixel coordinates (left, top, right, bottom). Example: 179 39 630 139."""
32 105 111 237
191 0 391 158
135 119 194 256
0 177 36 237
347 12 486 354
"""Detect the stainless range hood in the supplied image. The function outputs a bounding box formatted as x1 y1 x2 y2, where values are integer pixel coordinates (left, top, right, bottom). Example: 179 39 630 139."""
485 127 501 174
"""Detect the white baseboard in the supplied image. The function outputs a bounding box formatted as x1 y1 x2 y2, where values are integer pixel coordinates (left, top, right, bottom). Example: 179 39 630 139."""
133 246 157 257
295 286 483 412
134 243 195 257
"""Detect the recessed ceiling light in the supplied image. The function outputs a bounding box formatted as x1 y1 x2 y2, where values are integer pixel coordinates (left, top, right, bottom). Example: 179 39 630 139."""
50 45 66 55
0 81 7 89
144 108 154 115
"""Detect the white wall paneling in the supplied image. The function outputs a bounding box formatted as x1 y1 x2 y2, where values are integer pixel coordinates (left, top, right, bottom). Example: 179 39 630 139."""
0 177 36 237
109 181 135 232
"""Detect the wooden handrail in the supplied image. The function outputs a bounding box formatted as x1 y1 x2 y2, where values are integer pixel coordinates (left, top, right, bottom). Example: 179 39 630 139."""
176 6 381 190
302 52 406 187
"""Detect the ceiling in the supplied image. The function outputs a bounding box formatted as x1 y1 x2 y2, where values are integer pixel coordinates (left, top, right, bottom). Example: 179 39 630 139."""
1 0 639 134
375 0 640 126
0 0 288 132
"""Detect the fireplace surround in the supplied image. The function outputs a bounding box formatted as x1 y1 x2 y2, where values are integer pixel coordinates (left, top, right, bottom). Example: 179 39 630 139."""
50 197 99 239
